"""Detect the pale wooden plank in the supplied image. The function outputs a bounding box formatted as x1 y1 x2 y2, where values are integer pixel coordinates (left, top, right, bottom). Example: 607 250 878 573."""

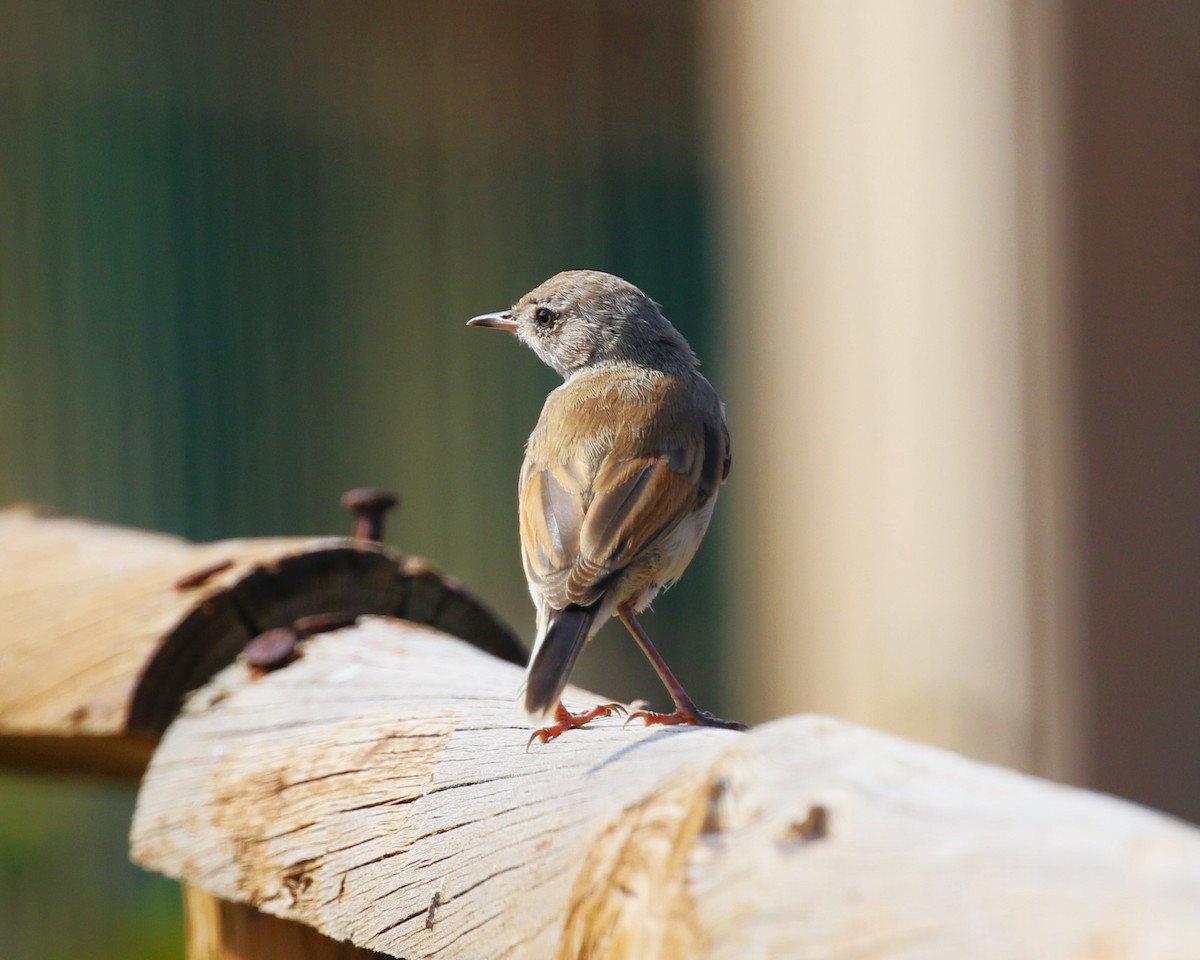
132 617 1200 959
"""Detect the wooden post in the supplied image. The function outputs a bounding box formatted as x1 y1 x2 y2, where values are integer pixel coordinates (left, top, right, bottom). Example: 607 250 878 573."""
703 0 1056 775
184 887 388 960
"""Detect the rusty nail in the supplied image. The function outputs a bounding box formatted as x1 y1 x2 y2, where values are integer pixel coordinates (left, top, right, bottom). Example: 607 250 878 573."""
293 611 360 636
341 487 399 542
243 628 300 673
175 559 234 591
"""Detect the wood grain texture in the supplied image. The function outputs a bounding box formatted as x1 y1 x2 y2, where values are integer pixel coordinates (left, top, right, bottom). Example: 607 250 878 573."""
131 617 1200 960
0 507 522 776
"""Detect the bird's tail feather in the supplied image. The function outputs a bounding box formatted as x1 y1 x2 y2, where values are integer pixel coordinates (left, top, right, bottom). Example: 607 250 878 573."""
524 604 596 720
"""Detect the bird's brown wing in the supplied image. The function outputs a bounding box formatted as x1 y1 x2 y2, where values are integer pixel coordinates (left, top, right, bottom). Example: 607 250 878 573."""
519 458 588 595
520 423 725 611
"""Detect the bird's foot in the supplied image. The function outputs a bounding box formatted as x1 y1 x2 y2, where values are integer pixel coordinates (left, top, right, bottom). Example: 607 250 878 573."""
527 701 628 749
626 706 748 732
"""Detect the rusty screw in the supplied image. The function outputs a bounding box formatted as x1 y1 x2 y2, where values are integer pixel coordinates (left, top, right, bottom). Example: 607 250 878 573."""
341 487 399 542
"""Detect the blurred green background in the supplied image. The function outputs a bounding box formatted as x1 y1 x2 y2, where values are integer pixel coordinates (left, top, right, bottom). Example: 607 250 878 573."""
0 2 726 956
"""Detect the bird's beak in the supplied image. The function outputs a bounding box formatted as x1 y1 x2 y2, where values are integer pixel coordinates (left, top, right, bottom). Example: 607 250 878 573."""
467 311 518 334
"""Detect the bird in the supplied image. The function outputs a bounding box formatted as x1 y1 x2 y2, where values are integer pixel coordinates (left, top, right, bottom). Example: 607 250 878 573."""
467 269 746 745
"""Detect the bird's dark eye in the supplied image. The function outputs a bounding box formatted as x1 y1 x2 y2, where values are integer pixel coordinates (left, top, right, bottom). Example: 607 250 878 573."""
534 306 558 329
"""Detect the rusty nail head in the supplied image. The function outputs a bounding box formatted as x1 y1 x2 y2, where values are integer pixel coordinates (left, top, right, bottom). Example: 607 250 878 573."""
341 487 399 542
243 628 300 672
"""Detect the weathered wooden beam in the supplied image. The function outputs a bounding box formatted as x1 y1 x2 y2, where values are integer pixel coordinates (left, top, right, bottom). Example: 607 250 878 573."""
131 617 1200 960
0 507 521 776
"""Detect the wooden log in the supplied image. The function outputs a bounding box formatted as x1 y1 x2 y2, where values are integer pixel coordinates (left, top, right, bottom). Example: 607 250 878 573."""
184 886 389 960
0 507 521 777
131 617 1200 960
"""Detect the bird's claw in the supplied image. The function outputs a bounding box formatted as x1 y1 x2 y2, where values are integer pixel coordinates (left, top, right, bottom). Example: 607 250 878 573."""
526 702 628 749
625 708 748 732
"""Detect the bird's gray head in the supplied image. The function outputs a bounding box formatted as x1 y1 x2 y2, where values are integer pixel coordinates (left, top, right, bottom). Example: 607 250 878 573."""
468 270 698 379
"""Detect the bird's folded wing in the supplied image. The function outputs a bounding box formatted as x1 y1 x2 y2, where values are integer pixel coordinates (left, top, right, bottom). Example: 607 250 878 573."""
520 446 702 611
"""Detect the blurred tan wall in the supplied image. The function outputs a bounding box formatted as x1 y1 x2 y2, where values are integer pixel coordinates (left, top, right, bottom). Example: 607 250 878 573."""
703 0 1200 823
704 0 1055 773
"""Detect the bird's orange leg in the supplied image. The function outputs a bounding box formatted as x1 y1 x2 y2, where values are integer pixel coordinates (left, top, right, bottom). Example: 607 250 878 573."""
617 603 748 731
526 701 627 749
